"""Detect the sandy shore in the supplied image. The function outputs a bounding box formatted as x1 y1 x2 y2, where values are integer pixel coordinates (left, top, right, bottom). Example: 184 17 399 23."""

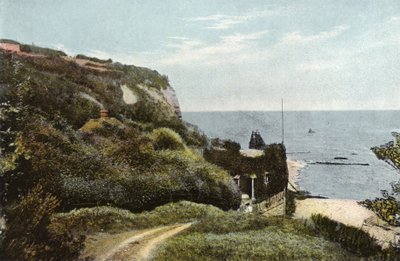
286 158 400 247
287 159 305 191
294 198 400 248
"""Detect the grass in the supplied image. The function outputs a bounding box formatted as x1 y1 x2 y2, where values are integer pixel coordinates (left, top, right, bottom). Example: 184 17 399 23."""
53 201 392 260
51 201 222 234
151 205 358 260
154 227 354 261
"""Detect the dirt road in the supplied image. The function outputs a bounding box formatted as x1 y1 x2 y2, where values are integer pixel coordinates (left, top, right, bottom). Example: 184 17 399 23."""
98 223 191 261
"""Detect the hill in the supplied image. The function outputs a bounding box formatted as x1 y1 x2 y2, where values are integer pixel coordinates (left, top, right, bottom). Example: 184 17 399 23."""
0 40 241 260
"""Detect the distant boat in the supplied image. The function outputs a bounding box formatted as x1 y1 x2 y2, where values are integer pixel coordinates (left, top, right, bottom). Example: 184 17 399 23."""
308 128 315 134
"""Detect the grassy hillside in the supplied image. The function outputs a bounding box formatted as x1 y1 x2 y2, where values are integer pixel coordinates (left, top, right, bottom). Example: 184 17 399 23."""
0 43 240 260
22 200 391 261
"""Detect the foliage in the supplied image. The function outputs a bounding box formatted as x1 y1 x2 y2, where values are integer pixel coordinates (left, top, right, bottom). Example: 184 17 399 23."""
76 54 113 64
360 196 400 225
155 216 355 261
285 189 297 216
0 44 246 260
204 142 288 201
187 211 270 234
311 214 382 257
372 145 400 169
3 184 84 261
149 127 185 151
0 39 20 44
20 44 67 56
52 201 222 234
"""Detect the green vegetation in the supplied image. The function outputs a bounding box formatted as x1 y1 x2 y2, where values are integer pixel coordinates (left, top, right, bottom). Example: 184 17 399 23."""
0 43 239 259
360 187 400 225
149 127 186 151
52 201 222 234
155 229 350 261
20 43 67 56
285 189 297 216
372 145 400 169
204 141 288 201
0 39 20 44
76 54 113 64
369 142 400 225
311 214 383 257
154 209 394 260
2 41 389 261
4 184 83 261
155 210 357 261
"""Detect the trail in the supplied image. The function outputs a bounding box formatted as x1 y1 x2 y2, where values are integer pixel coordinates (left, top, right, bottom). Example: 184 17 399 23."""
99 223 191 261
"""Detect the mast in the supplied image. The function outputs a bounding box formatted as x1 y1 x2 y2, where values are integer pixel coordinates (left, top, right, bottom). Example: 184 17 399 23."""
281 99 284 144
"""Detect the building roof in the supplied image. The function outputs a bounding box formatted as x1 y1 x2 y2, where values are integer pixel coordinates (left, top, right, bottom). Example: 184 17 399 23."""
240 149 264 158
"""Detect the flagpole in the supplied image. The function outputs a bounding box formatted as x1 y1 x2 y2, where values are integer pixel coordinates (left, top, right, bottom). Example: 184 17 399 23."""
281 99 284 145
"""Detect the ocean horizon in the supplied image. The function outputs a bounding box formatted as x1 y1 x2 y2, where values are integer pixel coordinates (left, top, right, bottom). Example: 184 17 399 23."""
183 110 400 200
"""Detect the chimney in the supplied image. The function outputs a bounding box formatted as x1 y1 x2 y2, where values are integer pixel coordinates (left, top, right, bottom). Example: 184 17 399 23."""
100 109 109 119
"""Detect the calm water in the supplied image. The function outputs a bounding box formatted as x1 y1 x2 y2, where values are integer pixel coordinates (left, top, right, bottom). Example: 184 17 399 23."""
183 111 400 200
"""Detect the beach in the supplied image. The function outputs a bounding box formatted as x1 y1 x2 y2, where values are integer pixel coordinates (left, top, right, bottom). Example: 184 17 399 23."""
287 159 305 191
288 159 400 248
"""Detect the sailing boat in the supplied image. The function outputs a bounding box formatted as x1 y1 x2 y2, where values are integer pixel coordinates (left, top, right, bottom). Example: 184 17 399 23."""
308 128 316 134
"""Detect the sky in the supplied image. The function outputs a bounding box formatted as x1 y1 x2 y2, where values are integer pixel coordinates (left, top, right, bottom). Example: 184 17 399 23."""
1 0 400 111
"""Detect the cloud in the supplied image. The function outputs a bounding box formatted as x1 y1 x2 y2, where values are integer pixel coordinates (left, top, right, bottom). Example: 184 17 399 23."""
81 20 400 111
296 60 345 72
280 25 349 45
188 9 279 30
159 31 268 65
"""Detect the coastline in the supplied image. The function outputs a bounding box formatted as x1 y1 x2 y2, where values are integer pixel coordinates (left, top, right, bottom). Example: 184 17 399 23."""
294 198 400 248
287 158 400 247
287 159 306 191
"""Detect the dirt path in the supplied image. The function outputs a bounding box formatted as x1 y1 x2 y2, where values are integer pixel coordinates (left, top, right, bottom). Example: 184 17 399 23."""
99 223 191 261
130 223 192 260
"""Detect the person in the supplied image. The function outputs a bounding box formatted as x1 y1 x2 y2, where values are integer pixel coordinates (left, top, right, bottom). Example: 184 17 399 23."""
244 202 253 213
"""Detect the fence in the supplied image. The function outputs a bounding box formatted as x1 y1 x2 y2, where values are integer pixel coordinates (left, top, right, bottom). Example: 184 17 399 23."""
254 190 286 214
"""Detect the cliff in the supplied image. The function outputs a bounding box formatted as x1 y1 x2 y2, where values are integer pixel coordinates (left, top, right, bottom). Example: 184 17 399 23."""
0 39 181 124
0 40 240 214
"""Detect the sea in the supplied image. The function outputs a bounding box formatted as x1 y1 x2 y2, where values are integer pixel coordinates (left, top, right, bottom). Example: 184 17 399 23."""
183 111 400 200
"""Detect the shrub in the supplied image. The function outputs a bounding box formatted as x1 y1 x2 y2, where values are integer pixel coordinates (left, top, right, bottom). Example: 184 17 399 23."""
76 54 112 64
311 214 382 257
0 39 20 44
150 127 185 151
359 196 400 225
4 184 84 261
285 189 297 216
20 44 67 56
51 201 222 234
188 211 270 234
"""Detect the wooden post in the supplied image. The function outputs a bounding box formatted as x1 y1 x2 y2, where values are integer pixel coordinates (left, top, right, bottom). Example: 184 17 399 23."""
281 99 284 145
250 173 257 202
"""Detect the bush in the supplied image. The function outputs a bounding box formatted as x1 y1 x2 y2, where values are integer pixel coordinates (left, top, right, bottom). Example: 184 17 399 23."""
4 184 84 261
311 214 382 257
188 211 270 234
20 44 67 56
359 196 400 225
51 201 222 234
150 127 185 151
0 39 20 44
285 189 297 216
76 54 112 64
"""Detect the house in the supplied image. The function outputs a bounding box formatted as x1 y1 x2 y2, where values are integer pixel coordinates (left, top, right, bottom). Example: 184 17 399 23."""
204 132 289 208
